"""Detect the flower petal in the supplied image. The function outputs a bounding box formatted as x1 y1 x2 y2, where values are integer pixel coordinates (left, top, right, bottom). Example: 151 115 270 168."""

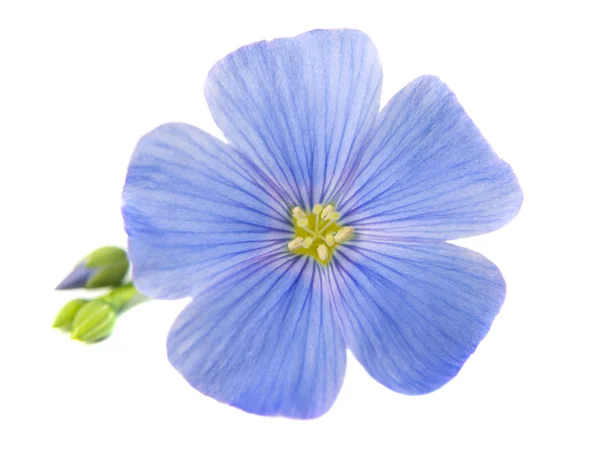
122 123 292 300
205 29 382 208
167 254 346 419
55 263 94 290
340 76 523 240
326 240 505 394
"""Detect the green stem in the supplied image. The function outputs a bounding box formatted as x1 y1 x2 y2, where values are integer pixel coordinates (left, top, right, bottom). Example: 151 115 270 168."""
100 282 149 313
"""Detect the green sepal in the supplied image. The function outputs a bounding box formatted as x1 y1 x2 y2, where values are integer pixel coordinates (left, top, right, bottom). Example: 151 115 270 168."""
52 299 88 331
70 300 117 343
102 282 146 313
84 247 129 289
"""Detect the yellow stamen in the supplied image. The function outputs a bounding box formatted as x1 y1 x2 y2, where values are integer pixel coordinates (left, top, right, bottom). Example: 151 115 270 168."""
321 204 334 220
317 244 328 261
326 211 340 221
288 201 353 265
325 234 335 246
293 207 307 220
302 237 314 248
288 237 304 251
334 226 354 243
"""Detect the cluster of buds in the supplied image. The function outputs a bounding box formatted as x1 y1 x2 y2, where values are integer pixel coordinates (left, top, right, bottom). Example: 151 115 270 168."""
53 246 146 343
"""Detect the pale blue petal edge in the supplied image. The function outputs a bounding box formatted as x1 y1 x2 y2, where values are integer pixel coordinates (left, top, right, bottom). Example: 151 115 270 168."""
339 76 523 241
326 240 505 394
205 28 383 209
167 253 346 419
122 123 292 300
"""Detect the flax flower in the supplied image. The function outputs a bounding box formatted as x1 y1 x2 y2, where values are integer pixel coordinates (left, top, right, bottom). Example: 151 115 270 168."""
122 29 522 419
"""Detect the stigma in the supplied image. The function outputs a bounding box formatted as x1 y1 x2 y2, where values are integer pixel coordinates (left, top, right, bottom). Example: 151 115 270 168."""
287 203 354 265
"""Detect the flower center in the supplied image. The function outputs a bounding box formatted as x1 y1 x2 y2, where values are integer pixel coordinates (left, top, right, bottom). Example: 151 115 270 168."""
287 204 354 265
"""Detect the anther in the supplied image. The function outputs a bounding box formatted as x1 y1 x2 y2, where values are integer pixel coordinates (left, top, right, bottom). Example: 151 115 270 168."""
317 244 328 261
325 211 340 221
321 205 334 220
288 237 304 251
302 237 314 248
292 207 307 219
334 227 354 243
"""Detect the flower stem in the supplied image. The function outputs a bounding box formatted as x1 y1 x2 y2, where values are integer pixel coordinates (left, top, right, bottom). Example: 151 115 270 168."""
100 282 149 313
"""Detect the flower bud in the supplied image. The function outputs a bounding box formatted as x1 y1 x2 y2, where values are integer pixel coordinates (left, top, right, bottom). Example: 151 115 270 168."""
52 299 88 331
70 300 117 343
56 246 129 290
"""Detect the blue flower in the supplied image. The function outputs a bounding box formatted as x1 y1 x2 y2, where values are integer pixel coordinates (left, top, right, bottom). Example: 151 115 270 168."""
122 29 522 419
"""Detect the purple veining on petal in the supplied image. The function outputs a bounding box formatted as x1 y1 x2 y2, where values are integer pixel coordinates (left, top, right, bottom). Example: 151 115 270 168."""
121 29 522 419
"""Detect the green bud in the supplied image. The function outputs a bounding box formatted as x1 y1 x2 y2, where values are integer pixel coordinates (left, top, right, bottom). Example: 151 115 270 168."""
56 246 129 290
70 300 117 343
84 246 129 289
52 299 88 331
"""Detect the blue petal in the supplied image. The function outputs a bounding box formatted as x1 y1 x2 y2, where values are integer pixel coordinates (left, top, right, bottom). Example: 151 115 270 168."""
339 76 523 240
167 254 346 419
326 240 505 394
55 262 94 290
122 123 293 300
205 29 382 209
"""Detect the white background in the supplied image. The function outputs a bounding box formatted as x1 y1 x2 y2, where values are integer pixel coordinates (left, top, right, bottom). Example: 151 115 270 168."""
1 1 599 455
